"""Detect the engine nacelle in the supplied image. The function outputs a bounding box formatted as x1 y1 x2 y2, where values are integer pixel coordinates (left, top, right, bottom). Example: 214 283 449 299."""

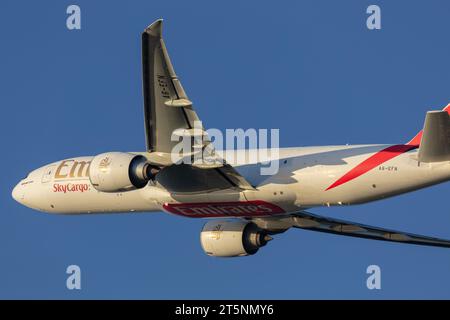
200 220 272 257
89 152 156 192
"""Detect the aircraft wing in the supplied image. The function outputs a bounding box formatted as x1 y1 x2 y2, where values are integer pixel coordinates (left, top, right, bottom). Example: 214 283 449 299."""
252 211 450 248
142 19 200 154
142 19 254 191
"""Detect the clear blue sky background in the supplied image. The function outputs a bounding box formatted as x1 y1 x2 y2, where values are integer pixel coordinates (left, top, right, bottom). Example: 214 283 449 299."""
1 0 450 299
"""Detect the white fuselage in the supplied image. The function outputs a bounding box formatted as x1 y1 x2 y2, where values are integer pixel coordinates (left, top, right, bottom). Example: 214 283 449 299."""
12 144 450 217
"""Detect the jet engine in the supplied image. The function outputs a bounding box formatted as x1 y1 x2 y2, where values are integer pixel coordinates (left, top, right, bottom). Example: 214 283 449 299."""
89 152 158 192
200 220 272 257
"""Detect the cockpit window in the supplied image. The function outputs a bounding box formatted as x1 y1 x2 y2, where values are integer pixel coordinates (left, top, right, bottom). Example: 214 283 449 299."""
42 166 55 183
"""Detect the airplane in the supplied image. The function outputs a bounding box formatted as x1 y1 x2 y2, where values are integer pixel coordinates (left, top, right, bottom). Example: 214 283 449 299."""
11 19 450 257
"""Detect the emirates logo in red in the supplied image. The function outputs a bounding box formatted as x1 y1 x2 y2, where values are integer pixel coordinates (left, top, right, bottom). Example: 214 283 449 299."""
163 200 285 218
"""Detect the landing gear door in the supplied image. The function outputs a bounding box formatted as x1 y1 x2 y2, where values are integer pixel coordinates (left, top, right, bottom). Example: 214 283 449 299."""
41 165 55 183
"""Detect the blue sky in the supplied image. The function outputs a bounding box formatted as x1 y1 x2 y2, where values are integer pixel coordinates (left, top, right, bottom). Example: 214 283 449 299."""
1 0 450 299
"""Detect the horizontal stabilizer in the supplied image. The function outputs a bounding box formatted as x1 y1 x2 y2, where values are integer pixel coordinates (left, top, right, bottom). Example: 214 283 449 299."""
418 110 450 162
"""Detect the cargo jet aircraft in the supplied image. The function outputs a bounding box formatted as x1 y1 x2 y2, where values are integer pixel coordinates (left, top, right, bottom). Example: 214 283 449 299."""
12 19 450 257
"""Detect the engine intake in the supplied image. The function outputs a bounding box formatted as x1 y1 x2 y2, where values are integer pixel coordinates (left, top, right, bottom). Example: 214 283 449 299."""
200 220 272 257
89 152 158 192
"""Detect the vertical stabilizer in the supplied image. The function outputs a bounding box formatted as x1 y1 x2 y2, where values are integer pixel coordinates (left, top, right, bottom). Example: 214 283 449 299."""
418 110 450 162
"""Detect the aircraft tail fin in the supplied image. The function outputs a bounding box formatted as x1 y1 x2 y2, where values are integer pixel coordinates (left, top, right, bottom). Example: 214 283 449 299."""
417 110 450 163
407 103 450 146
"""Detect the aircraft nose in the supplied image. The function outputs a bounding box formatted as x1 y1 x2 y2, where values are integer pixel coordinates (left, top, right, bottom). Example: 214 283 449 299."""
12 182 24 203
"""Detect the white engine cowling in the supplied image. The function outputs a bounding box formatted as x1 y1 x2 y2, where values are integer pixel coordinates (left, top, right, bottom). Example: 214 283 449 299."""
89 152 155 192
200 220 272 257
